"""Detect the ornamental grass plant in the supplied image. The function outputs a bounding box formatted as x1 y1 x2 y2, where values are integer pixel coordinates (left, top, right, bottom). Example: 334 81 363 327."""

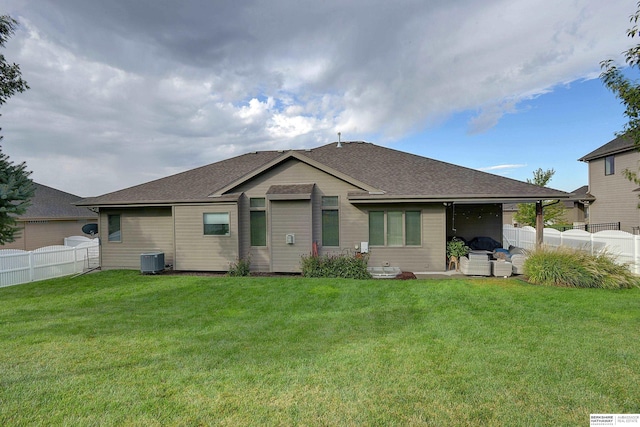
524 245 640 289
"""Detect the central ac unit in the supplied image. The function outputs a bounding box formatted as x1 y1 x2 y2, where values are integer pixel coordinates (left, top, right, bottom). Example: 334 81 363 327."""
140 252 165 274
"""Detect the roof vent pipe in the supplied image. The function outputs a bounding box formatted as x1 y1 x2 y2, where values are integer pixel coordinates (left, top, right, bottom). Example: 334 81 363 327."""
337 132 342 148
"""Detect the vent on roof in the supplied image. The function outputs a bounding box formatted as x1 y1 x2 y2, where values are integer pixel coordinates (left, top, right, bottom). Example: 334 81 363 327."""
337 132 342 148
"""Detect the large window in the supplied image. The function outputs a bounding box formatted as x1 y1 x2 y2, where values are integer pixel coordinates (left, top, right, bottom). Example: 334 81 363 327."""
369 210 421 246
605 155 615 175
108 214 121 242
204 212 230 236
250 198 266 246
322 196 339 246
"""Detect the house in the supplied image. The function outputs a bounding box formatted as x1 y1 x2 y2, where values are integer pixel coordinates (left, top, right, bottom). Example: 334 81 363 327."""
503 185 593 226
77 141 569 273
579 135 640 233
1 183 98 251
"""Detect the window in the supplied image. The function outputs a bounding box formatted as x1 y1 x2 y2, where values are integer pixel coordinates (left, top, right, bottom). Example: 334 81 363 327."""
108 214 121 242
250 197 266 208
405 211 421 246
368 210 421 246
204 212 230 236
322 196 339 246
387 211 403 246
605 155 614 175
250 198 266 246
369 211 385 245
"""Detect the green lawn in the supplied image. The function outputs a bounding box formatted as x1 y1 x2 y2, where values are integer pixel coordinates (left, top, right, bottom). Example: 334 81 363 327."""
0 271 638 426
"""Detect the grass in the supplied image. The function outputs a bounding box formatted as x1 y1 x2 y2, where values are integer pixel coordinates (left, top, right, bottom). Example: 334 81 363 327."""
0 271 639 426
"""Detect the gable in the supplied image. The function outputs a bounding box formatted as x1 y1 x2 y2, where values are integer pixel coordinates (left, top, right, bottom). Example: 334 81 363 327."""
229 158 363 196
212 151 381 196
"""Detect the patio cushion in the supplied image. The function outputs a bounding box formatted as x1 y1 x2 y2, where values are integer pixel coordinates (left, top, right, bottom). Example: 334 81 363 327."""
491 260 512 277
459 255 491 276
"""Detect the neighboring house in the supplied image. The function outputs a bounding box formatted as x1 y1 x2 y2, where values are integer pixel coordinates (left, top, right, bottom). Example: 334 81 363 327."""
77 141 569 273
579 135 640 233
2 183 98 251
503 185 593 226
563 185 593 225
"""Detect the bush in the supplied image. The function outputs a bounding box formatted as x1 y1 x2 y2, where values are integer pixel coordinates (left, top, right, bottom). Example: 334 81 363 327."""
524 246 640 289
228 257 251 277
301 253 372 279
446 238 469 258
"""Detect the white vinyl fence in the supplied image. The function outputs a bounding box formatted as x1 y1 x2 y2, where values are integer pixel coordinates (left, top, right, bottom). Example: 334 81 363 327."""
0 237 99 287
503 225 640 274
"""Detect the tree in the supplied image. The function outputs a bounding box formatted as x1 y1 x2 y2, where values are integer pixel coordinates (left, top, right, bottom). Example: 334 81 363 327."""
0 15 33 244
600 2 640 185
513 168 565 227
0 16 29 105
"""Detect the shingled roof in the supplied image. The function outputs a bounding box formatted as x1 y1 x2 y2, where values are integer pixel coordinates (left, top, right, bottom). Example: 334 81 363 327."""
579 135 636 162
78 141 570 206
22 183 97 220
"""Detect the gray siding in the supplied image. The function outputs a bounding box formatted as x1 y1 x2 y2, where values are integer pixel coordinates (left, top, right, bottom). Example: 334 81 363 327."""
234 159 363 271
588 151 640 233
358 204 446 272
233 159 449 273
174 204 239 271
100 207 173 269
270 200 312 272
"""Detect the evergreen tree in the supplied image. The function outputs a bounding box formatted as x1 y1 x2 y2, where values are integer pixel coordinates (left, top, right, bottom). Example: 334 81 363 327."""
0 147 34 244
0 15 34 244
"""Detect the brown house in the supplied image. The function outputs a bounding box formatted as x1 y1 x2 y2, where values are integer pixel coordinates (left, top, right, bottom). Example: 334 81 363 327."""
77 141 569 273
2 183 97 251
579 135 639 233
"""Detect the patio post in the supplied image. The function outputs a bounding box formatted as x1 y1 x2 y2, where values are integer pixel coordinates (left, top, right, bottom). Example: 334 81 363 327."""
535 200 544 248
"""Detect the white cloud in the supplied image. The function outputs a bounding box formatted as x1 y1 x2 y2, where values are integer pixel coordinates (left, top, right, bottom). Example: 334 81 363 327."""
479 164 528 172
0 0 634 195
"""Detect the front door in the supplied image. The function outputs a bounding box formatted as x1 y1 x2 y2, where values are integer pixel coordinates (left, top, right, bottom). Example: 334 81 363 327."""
270 200 312 272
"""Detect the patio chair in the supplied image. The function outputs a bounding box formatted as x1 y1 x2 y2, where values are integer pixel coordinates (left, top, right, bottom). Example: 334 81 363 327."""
459 255 491 276
490 260 512 277
510 254 526 275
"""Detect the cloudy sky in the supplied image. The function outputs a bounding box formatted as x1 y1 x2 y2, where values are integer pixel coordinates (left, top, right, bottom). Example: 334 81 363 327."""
0 0 636 196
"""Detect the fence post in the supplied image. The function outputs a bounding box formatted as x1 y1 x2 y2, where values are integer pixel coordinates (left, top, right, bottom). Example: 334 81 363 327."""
28 251 34 282
635 235 640 275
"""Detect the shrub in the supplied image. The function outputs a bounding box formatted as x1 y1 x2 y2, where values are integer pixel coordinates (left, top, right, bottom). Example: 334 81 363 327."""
524 246 640 289
446 237 469 259
228 257 251 277
301 253 372 279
